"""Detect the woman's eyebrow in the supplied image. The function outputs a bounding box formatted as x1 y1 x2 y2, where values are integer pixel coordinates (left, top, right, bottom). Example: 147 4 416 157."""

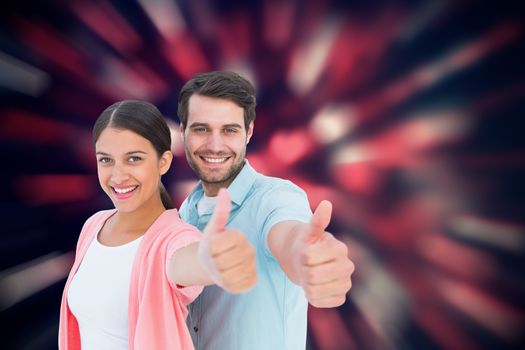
95 150 148 156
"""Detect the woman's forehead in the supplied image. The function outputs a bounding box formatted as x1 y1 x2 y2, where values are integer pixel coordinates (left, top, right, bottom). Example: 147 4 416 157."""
95 127 153 153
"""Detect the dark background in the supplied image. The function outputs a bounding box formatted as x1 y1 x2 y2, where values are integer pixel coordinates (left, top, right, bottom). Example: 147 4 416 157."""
1 0 524 349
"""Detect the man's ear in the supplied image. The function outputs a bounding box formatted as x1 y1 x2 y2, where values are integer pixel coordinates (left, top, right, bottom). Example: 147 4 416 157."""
179 123 185 140
246 121 254 144
159 150 173 175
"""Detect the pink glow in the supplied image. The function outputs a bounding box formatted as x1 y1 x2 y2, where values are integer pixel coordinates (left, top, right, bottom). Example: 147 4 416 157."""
15 20 89 79
437 277 525 342
309 307 357 350
323 9 406 98
72 1 142 55
353 23 523 124
416 305 479 350
16 175 97 205
416 233 497 282
0 109 78 144
214 12 252 66
268 128 315 165
97 58 168 101
162 34 209 80
263 1 296 49
331 162 381 196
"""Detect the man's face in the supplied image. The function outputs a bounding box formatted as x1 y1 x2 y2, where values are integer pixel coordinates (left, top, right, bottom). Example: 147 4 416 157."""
181 94 253 196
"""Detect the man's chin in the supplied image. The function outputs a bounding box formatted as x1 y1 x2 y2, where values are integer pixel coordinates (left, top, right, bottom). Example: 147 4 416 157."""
199 169 237 185
192 160 245 186
201 176 229 184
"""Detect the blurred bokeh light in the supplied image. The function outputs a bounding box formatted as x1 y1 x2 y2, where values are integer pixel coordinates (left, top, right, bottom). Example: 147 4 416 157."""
1 1 524 349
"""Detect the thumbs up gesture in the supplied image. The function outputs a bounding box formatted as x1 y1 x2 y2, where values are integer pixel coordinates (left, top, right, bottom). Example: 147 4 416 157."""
292 200 355 307
198 188 257 293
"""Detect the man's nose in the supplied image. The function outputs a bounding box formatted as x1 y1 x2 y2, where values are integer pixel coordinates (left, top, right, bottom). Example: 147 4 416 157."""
206 131 224 152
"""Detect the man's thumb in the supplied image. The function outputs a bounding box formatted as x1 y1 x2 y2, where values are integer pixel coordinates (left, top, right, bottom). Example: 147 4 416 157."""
306 200 332 243
205 188 231 235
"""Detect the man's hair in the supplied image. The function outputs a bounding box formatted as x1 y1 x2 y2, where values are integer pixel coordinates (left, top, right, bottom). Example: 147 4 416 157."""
177 71 256 130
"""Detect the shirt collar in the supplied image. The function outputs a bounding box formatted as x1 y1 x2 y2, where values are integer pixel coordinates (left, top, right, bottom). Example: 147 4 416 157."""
227 159 256 206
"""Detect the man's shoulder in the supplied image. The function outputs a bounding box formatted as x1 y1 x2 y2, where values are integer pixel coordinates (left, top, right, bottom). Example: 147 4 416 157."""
252 172 305 195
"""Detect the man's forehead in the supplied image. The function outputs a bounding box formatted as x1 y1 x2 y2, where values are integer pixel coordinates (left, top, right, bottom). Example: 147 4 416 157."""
188 94 240 109
187 95 245 125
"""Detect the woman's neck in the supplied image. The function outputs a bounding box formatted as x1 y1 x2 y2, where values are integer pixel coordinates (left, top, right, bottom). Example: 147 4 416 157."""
113 200 166 235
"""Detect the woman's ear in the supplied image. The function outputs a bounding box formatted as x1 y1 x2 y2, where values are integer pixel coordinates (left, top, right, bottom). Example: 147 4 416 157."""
159 150 173 175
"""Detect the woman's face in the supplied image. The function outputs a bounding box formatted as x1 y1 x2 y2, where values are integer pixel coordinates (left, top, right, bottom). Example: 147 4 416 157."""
95 127 172 213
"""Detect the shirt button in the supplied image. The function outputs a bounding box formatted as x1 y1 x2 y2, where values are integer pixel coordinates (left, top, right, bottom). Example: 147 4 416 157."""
193 326 199 332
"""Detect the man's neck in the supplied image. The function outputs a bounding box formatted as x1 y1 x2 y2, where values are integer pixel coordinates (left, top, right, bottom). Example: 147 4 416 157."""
202 160 246 196
202 183 228 197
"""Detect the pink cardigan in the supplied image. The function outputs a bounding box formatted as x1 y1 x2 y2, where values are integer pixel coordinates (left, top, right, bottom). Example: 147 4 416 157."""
58 209 203 349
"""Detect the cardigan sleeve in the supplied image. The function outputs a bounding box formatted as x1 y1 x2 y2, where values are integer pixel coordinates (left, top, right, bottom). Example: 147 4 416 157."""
165 226 204 305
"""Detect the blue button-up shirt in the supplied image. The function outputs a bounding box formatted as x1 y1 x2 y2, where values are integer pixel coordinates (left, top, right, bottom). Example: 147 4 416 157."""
179 160 312 350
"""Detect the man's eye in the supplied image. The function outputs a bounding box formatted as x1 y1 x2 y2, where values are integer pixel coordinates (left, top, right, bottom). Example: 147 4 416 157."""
224 128 238 134
193 127 207 133
98 157 112 164
129 156 142 162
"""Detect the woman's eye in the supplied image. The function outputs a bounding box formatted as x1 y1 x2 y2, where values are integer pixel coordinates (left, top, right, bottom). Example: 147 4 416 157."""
129 156 142 162
98 157 112 164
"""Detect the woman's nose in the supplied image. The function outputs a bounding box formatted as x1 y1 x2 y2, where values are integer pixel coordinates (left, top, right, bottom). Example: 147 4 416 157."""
110 163 130 183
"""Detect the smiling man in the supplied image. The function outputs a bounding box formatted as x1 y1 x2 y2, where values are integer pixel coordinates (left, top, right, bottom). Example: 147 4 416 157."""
177 71 355 350
182 93 251 195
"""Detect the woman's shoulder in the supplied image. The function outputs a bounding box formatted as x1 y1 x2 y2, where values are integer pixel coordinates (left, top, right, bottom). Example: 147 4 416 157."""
83 209 117 226
155 209 200 234
142 209 201 251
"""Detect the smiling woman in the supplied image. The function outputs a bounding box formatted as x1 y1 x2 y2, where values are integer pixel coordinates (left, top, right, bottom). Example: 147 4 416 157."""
58 100 258 350
95 127 171 218
93 100 175 212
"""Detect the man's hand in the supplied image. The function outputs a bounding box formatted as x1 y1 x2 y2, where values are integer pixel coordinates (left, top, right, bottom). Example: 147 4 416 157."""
198 188 257 293
292 200 355 307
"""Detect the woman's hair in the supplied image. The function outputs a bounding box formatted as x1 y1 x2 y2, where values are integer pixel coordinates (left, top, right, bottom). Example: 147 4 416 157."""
177 71 256 130
92 99 174 209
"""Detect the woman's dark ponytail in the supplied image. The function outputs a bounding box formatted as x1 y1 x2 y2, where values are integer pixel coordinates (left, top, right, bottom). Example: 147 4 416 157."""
159 182 174 209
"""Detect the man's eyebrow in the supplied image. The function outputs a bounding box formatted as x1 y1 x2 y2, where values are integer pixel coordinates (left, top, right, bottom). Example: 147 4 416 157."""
188 122 243 129
188 122 209 128
222 123 243 129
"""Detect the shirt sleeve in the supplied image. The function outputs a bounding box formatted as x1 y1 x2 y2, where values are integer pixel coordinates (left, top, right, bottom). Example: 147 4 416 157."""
258 181 313 259
165 226 204 305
